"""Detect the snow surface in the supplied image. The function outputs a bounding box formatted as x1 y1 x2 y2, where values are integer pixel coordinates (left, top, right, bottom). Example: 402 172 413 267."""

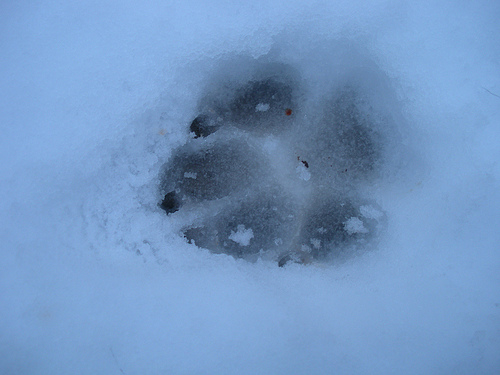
1 0 500 374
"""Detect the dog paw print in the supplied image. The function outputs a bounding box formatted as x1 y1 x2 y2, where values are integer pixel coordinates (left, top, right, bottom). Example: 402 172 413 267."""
159 61 387 266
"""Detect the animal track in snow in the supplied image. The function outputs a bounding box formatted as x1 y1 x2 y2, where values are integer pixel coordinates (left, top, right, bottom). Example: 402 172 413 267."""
159 58 391 266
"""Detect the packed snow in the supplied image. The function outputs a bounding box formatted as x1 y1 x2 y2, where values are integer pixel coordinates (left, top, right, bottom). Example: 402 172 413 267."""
1 0 499 374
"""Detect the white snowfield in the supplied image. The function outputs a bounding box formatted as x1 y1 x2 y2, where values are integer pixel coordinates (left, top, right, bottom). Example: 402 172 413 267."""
1 1 499 374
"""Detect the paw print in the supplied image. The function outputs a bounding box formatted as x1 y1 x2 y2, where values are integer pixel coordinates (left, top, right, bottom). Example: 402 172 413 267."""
159 61 386 265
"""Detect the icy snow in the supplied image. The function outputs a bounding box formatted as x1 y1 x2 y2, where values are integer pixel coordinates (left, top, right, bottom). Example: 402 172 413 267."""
344 217 369 235
310 238 322 249
360 204 384 220
229 225 255 246
1 0 500 374
296 163 311 181
255 103 270 112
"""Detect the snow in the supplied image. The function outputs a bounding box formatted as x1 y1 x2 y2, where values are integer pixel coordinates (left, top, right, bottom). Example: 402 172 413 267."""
229 225 255 247
344 217 369 235
360 204 384 220
296 163 311 181
255 103 270 112
1 0 500 374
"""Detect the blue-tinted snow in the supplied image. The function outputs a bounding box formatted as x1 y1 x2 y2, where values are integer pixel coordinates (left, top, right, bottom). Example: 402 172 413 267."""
1 0 499 374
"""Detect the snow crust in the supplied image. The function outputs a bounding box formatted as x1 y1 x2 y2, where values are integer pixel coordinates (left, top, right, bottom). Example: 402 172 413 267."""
1 0 499 374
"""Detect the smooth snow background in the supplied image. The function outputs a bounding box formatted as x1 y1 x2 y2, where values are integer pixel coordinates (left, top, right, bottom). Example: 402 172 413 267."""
1 0 499 374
